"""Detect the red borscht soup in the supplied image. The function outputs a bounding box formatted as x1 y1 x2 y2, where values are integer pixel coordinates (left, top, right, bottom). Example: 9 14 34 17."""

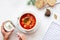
20 13 36 30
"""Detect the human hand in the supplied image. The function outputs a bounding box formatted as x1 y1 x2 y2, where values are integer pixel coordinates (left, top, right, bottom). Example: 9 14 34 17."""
1 22 14 40
17 32 26 40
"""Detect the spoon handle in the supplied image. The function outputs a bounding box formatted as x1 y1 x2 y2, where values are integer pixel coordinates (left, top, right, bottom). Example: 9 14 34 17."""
55 2 60 5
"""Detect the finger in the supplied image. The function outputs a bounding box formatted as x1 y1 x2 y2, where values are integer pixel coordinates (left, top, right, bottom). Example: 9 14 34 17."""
1 22 6 34
8 29 14 35
19 37 22 40
17 35 22 40
17 33 22 40
17 32 20 36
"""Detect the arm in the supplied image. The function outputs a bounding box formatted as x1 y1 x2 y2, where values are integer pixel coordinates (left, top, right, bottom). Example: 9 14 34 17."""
4 38 8 40
1 21 14 40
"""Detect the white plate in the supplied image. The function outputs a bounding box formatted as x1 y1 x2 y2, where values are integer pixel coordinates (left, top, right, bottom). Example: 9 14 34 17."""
16 11 39 34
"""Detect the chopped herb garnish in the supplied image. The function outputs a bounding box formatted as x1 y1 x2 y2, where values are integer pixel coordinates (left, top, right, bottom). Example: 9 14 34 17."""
28 1 31 5
27 0 35 5
24 18 29 23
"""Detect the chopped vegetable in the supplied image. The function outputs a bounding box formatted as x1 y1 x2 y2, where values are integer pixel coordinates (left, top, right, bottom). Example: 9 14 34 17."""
24 17 29 23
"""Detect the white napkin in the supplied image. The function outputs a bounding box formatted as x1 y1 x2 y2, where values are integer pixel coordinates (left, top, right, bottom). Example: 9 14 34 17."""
43 22 60 40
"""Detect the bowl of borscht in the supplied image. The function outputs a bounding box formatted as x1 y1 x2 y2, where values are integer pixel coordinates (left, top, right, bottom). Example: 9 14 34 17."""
17 12 38 33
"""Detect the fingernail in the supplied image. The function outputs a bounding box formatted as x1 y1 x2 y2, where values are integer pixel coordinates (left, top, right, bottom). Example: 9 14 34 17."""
16 32 20 35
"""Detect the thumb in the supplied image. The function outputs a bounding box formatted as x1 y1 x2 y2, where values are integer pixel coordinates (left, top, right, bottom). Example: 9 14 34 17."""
8 30 14 35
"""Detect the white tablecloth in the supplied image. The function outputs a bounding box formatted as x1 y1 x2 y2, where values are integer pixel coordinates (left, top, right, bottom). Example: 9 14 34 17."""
0 0 60 40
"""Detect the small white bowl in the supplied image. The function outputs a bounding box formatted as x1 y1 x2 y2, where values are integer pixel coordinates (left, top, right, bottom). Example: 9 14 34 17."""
4 20 15 32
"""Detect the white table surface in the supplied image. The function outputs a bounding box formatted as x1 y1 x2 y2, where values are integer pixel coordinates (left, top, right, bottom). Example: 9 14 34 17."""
0 0 60 40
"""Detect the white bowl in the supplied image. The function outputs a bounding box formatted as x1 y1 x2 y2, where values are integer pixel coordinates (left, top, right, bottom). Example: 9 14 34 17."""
17 11 39 33
4 20 14 32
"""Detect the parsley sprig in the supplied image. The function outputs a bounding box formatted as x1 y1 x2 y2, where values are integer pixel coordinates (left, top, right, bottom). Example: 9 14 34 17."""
28 0 35 5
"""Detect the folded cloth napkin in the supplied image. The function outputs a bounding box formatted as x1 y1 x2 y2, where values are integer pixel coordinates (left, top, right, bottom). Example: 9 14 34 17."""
43 22 60 40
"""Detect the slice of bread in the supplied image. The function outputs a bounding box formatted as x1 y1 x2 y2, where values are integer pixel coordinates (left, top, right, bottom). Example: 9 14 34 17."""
43 0 47 6
35 0 44 9
47 0 56 7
